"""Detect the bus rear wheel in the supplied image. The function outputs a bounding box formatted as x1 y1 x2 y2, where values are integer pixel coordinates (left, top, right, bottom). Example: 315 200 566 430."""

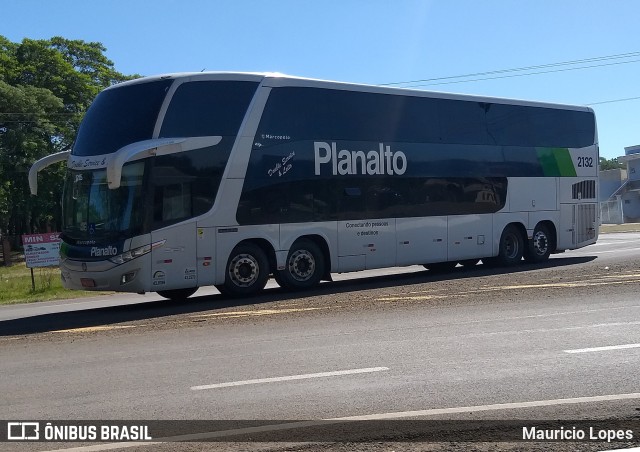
524 223 552 263
220 243 269 297
277 239 324 291
157 287 198 300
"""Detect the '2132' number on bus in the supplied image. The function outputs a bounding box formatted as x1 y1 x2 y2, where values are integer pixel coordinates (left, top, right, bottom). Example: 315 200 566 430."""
577 156 594 167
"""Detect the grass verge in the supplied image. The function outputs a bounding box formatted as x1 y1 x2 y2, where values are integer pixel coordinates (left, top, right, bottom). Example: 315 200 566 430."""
0 263 111 305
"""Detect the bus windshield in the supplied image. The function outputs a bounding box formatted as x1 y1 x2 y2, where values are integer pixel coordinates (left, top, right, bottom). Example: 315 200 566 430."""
62 162 146 241
72 79 174 157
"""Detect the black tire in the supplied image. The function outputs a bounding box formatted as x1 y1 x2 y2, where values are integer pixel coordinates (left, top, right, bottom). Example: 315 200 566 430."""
277 239 325 291
157 287 197 300
524 223 552 263
495 224 524 266
423 261 457 272
221 243 269 297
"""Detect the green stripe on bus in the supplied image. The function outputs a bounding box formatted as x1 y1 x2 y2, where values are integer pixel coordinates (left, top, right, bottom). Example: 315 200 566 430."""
536 148 577 177
536 148 561 176
552 148 577 177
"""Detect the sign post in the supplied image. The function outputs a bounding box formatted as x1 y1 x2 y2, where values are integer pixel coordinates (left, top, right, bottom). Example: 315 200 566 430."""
21 233 61 291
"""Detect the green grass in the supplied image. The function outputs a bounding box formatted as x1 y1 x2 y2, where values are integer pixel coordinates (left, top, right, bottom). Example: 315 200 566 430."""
0 263 111 305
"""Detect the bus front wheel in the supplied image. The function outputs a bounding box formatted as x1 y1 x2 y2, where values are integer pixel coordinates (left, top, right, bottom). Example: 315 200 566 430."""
221 243 269 297
277 239 324 291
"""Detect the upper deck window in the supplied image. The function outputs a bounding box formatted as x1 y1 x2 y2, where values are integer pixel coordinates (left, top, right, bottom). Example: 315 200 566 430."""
159 81 258 137
256 87 595 148
73 79 173 156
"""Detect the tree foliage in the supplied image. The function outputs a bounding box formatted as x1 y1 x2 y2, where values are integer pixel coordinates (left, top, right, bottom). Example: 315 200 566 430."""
0 36 135 236
599 156 625 171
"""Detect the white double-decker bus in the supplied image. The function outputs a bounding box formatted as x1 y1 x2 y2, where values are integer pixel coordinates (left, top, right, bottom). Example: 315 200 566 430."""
29 72 598 299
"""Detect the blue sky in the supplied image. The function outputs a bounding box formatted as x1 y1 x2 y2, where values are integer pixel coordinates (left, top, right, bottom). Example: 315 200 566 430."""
3 0 639 159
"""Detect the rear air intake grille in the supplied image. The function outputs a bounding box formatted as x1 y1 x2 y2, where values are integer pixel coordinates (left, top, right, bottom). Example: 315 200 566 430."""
572 180 596 200
574 203 597 245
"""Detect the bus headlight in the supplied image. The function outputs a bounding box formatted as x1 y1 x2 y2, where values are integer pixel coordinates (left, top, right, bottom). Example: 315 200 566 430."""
109 240 166 265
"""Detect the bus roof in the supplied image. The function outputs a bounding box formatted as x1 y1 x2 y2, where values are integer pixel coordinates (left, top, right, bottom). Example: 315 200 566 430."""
110 71 594 113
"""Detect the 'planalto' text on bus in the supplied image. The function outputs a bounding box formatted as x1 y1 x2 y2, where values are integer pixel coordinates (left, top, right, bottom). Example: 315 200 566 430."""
314 141 407 176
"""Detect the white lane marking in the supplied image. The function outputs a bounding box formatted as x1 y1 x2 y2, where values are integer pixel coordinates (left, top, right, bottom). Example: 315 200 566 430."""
329 392 640 420
191 366 389 390
41 392 640 451
564 343 640 354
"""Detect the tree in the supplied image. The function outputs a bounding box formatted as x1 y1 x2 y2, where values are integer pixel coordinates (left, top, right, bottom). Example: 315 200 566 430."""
0 36 135 237
599 156 625 171
0 80 63 236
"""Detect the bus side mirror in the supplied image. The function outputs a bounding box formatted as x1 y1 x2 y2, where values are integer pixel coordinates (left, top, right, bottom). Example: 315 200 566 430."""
29 150 71 195
106 136 222 189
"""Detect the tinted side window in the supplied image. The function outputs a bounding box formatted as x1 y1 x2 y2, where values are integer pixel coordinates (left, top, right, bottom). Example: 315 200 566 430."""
151 142 233 228
256 87 441 143
486 104 595 148
257 87 595 148
237 176 507 225
437 100 493 145
160 81 258 137
532 108 595 148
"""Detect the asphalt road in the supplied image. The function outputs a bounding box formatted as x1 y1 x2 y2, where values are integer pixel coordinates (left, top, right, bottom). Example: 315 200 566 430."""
2 232 639 322
2 233 640 451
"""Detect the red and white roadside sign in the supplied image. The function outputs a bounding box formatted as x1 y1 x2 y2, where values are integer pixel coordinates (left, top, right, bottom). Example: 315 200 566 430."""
21 232 61 268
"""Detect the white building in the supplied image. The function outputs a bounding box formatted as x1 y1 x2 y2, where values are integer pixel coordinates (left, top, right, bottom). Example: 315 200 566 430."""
600 167 627 201
603 145 640 223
